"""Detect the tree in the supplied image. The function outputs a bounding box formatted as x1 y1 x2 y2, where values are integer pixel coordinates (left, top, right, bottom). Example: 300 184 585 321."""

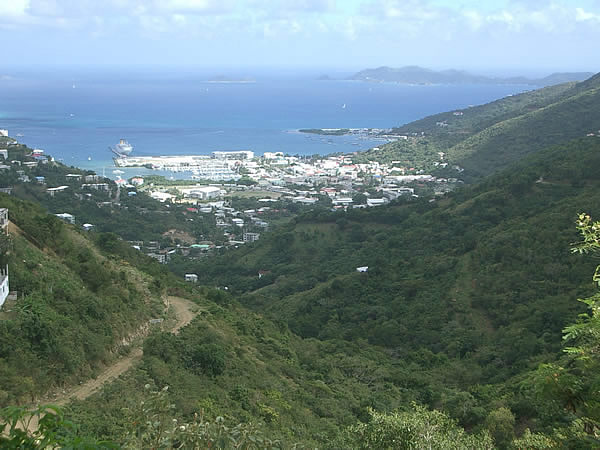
485 407 515 449
0 404 115 448
338 404 493 449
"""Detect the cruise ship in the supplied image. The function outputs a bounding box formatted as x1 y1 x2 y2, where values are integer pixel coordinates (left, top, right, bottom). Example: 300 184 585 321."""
109 139 133 158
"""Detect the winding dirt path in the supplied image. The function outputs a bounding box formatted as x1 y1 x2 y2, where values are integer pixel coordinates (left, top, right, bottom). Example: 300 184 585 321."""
25 296 197 431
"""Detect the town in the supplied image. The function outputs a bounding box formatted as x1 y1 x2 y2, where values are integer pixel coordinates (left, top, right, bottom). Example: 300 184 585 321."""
0 129 464 267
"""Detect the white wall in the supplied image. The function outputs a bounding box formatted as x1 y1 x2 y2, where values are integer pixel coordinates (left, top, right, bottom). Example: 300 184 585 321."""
0 275 9 308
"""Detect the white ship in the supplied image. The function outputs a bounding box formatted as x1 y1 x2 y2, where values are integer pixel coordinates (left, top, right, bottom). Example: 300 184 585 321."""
109 139 133 158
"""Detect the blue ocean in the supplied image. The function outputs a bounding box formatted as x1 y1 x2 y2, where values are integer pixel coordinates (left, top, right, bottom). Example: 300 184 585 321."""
0 69 532 178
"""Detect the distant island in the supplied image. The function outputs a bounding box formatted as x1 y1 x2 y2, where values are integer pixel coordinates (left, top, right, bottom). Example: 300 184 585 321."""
205 75 256 83
299 128 350 136
347 66 594 86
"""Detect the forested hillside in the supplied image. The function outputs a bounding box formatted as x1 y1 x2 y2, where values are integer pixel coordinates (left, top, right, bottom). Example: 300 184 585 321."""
0 194 170 405
181 137 600 445
4 79 600 447
360 73 600 179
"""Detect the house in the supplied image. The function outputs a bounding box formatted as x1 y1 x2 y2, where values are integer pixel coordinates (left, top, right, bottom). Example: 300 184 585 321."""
55 213 75 224
82 183 110 191
187 186 222 200
332 197 353 206
0 208 8 233
185 274 198 283
366 198 387 207
35 176 46 184
47 186 69 196
0 129 8 137
84 174 101 182
0 266 9 308
66 173 82 180
243 232 260 243
232 218 244 227
131 177 144 186
147 253 167 264
0 187 13 195
356 266 369 273
0 149 7 160
82 223 94 231
150 191 174 202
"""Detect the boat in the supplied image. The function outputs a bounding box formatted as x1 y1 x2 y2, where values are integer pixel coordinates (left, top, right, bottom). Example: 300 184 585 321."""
109 139 134 158
113 169 124 175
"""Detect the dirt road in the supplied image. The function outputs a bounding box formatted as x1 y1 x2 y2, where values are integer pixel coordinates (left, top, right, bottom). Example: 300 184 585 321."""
26 296 197 430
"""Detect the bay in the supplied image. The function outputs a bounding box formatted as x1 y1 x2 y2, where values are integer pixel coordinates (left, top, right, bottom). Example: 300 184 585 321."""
0 70 532 177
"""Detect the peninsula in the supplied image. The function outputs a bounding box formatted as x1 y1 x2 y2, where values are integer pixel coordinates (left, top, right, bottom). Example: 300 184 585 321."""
349 65 594 86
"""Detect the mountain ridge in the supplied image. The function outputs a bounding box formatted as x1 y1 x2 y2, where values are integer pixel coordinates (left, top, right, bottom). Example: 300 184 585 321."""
350 65 594 86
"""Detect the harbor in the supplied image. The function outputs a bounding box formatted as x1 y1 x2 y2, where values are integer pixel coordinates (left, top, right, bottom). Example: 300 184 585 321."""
113 147 254 181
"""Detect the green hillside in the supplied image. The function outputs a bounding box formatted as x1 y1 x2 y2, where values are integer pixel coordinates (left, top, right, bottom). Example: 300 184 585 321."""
179 137 600 444
5 82 600 447
360 74 600 179
0 194 168 405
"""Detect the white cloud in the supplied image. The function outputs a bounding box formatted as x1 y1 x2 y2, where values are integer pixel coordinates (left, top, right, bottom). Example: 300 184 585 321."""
0 0 29 17
155 0 234 14
575 7 600 22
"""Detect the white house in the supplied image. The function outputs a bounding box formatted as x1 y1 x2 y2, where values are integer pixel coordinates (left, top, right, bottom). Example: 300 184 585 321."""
187 186 222 200
367 198 387 207
150 191 174 202
0 130 8 137
356 266 369 273
243 232 260 243
47 186 69 196
185 273 198 283
0 266 9 308
0 208 7 233
55 213 75 224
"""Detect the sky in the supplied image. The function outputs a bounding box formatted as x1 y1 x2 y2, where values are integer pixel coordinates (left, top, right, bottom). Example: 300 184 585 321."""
1 0 599 74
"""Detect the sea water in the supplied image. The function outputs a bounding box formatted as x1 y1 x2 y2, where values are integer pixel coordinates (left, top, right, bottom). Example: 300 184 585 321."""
0 68 532 178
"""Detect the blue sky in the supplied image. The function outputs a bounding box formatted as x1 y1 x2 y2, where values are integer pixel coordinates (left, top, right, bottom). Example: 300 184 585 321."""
1 0 599 74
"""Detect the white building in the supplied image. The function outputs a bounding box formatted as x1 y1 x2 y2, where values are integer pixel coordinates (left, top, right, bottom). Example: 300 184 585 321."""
0 208 7 233
366 198 387 207
185 273 198 283
187 186 222 200
82 183 109 191
263 152 284 159
0 149 7 160
55 213 75 224
212 150 254 160
0 130 8 137
46 186 69 196
243 232 260 243
0 266 9 308
150 191 174 202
